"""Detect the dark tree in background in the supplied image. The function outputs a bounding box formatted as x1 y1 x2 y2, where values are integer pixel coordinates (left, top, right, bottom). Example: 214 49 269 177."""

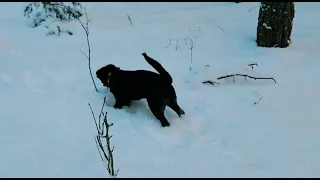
256 2 295 48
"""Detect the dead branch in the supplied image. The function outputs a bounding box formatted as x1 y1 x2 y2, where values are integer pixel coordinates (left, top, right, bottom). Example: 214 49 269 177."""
185 36 197 71
217 25 225 32
248 63 258 71
217 74 277 83
165 39 171 48
175 40 179 51
248 5 259 12
88 103 100 134
88 97 119 177
202 80 220 86
76 8 98 92
253 96 263 105
126 13 132 26
94 135 104 162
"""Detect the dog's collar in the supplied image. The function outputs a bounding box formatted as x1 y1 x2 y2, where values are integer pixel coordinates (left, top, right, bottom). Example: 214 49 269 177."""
107 73 111 83
105 72 112 88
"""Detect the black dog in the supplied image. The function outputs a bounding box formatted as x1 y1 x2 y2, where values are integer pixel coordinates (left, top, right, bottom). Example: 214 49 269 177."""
96 52 185 127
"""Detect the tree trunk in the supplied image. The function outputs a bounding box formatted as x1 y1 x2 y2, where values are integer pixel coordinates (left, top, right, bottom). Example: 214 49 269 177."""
256 2 295 48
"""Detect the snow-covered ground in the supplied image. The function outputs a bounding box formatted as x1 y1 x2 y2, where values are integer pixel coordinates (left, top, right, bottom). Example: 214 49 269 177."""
0 2 320 178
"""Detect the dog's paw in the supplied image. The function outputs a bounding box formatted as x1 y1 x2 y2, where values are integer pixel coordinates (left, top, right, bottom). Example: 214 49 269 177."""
124 101 131 107
178 109 186 117
161 122 170 127
113 104 124 109
142 52 147 56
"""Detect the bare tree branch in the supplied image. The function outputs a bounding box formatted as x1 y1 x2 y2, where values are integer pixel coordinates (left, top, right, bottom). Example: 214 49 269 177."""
94 135 104 162
89 97 119 177
217 74 277 83
98 96 107 132
97 136 110 161
76 8 98 92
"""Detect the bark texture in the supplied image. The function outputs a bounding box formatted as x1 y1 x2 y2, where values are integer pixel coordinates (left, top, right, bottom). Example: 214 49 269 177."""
256 2 295 48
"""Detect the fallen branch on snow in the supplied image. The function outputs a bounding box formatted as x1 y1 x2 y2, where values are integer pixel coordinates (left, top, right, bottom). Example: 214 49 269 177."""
248 63 258 71
202 80 220 86
217 74 277 83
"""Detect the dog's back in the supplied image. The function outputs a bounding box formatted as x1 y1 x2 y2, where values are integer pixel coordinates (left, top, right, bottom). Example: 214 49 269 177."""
110 69 172 100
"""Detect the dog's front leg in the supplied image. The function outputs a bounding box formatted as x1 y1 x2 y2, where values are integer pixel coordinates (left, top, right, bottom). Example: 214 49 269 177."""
114 101 124 109
112 92 128 109
114 96 126 109
114 98 131 109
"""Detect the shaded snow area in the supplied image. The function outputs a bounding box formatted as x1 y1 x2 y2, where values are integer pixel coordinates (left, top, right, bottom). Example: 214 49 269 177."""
0 2 319 178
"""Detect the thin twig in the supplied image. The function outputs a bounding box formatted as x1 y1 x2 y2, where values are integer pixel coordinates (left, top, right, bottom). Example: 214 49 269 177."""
217 74 277 83
248 5 259 12
98 97 107 131
80 50 89 59
193 36 198 48
115 169 119 177
89 96 119 177
165 39 171 48
248 63 258 71
94 135 104 162
96 136 110 161
202 80 220 86
175 40 179 51
253 96 263 105
77 9 98 92
126 13 132 26
88 103 100 134
217 25 225 32
185 36 197 71
103 114 117 176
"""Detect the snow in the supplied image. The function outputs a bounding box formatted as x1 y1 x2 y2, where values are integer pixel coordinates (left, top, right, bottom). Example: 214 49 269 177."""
263 23 272 30
0 2 320 178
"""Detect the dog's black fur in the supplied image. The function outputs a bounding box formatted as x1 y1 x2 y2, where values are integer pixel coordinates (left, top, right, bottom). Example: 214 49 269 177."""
96 52 185 127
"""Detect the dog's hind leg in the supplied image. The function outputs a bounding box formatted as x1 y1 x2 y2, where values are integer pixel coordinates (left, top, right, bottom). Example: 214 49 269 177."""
147 98 170 127
165 85 185 117
167 97 185 117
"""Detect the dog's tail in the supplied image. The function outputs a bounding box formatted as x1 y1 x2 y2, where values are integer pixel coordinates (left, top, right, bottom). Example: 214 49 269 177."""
142 52 173 84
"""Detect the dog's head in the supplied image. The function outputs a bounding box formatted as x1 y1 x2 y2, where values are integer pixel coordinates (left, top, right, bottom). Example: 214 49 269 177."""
96 64 120 87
